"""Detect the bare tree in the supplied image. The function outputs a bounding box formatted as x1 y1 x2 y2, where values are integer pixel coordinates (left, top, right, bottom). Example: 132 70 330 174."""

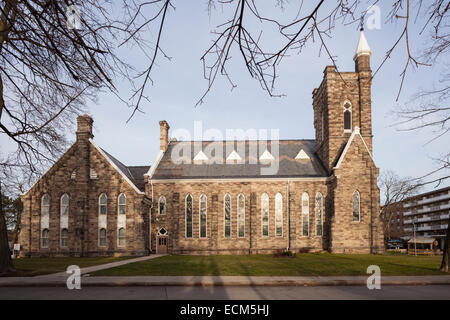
0 0 448 272
0 0 174 274
391 1 449 271
378 170 421 241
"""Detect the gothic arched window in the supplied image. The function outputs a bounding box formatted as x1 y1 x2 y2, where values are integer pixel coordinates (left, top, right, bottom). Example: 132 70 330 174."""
99 193 107 215
41 194 50 217
159 196 166 215
118 193 126 215
261 193 269 237
275 193 283 237
315 192 323 236
302 192 309 236
352 190 361 222
99 228 107 247
224 194 231 238
60 228 68 247
118 228 126 246
344 102 352 132
60 194 69 216
199 194 207 238
41 229 49 248
185 194 193 238
237 194 245 238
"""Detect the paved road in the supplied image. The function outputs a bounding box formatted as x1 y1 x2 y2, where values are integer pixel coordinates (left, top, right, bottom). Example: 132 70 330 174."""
0 285 449 300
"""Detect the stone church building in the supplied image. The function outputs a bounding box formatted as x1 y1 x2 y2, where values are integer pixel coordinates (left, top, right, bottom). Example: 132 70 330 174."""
18 30 384 257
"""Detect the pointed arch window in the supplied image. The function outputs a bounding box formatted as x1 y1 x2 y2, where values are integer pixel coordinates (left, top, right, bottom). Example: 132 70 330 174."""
315 192 323 236
275 193 283 237
185 194 193 238
261 193 269 237
41 194 50 217
41 229 49 248
118 193 126 215
224 194 231 238
99 194 107 215
344 102 352 132
118 228 126 246
199 194 207 238
237 194 245 238
60 228 68 247
99 228 107 247
159 196 166 215
60 194 69 216
302 192 309 236
352 190 361 222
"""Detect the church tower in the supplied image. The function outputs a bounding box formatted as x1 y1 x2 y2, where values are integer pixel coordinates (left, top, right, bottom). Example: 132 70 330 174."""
313 26 373 173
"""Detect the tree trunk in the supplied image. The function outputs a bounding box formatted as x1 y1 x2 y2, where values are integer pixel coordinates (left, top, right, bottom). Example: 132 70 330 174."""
440 223 450 272
0 182 15 274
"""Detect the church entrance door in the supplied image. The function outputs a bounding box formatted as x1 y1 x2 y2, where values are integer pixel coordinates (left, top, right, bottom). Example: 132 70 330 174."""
156 228 168 254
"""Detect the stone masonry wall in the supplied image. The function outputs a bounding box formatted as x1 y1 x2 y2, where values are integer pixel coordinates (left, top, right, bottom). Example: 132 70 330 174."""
19 140 148 257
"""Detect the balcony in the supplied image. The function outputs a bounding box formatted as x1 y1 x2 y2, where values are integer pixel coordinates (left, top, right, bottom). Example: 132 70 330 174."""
404 203 450 216
404 192 450 207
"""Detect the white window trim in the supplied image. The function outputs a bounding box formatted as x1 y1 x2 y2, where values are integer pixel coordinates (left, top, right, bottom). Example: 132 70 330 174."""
98 193 107 215
275 193 283 237
261 193 269 237
224 194 232 238
302 192 310 237
158 196 166 215
199 194 207 238
41 194 50 216
315 192 324 237
117 193 126 215
353 190 361 222
157 228 168 236
185 194 193 238
60 194 69 215
237 193 246 238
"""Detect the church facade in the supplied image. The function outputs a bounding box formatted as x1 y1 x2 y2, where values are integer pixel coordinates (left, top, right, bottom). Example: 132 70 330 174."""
18 30 384 257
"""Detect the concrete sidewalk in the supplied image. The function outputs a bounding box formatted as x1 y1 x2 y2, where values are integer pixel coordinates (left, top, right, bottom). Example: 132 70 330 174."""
36 254 166 278
1 275 450 287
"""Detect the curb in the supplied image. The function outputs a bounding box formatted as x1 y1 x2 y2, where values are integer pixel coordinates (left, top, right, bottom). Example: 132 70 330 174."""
1 278 450 287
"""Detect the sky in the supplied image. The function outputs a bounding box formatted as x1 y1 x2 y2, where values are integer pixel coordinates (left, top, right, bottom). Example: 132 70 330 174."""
2 1 449 193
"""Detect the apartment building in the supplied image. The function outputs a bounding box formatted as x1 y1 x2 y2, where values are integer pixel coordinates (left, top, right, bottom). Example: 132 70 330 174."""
384 186 450 250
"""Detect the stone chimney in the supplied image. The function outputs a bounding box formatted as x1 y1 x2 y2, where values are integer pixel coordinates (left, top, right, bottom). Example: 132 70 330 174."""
76 114 93 141
159 120 170 152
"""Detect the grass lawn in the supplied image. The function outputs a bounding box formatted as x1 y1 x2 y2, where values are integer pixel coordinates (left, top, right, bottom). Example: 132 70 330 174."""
4 256 135 277
91 253 447 277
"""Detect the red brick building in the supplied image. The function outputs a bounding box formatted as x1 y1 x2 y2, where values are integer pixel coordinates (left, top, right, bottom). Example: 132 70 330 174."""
18 29 384 256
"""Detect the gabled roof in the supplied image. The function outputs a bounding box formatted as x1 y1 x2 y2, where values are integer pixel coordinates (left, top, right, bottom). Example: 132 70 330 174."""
90 139 149 193
151 139 328 180
333 127 375 170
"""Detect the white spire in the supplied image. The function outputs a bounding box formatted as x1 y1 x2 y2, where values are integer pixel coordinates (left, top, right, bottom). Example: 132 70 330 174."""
353 29 371 61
